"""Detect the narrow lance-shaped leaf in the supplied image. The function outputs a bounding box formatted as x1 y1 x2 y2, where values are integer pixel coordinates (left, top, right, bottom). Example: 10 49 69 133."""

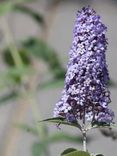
15 123 83 144
3 49 31 67
39 117 82 130
22 38 65 79
0 91 19 105
14 123 38 135
13 5 45 26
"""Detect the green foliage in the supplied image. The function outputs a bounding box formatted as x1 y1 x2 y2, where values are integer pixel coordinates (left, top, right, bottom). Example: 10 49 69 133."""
0 0 34 16
22 38 65 79
32 142 46 156
91 120 110 127
31 132 83 156
40 117 81 130
0 2 13 16
0 1 116 156
61 150 90 156
45 132 82 144
0 91 19 105
2 42 34 85
86 121 117 133
39 79 64 90
15 123 38 135
108 79 117 88
3 49 31 66
61 148 77 155
2 37 65 88
13 5 45 26
16 122 83 143
0 66 33 86
16 122 83 156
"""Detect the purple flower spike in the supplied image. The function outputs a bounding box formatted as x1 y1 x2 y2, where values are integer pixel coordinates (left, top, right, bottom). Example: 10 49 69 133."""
54 6 114 124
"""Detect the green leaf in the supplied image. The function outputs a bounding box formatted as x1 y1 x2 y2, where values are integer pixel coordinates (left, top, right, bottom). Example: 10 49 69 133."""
32 142 46 156
61 148 77 156
108 79 117 88
91 120 110 127
0 0 35 16
45 132 82 144
95 154 104 156
14 123 38 135
22 38 65 79
13 5 44 25
61 150 90 156
0 66 34 86
40 117 81 130
15 123 83 144
3 49 31 67
0 2 13 16
38 79 64 90
0 91 19 105
86 122 117 132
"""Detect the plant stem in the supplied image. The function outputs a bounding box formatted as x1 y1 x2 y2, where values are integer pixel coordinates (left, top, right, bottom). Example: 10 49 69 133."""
82 130 87 152
3 17 24 68
2 16 50 156
27 90 50 156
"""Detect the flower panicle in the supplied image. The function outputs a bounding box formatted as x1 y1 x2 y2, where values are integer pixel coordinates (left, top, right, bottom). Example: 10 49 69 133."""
54 6 114 125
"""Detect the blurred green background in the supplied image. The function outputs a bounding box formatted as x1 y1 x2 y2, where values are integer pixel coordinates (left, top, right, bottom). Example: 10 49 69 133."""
0 0 117 156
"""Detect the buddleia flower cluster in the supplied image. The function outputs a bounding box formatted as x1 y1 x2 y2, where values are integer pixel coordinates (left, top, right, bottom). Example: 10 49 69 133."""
54 6 114 124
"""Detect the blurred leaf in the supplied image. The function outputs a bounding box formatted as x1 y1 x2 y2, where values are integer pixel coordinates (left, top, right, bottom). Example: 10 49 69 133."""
0 91 19 105
45 132 83 144
99 126 117 140
2 47 33 83
91 120 110 127
32 142 46 156
13 5 45 25
15 123 38 135
3 37 65 80
22 38 65 79
15 123 83 144
61 150 90 156
16 0 34 3
0 0 33 16
39 79 64 90
40 117 82 130
108 79 117 88
61 148 77 156
15 122 83 144
3 49 31 67
87 122 117 132
32 135 82 156
0 2 13 16
0 65 34 86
